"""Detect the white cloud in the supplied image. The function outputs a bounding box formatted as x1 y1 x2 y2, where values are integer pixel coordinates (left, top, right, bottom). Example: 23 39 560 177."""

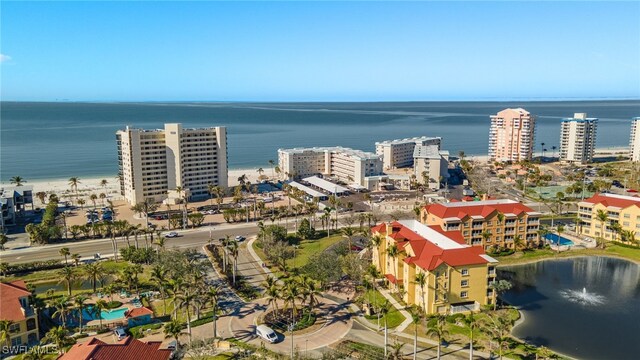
0 54 12 63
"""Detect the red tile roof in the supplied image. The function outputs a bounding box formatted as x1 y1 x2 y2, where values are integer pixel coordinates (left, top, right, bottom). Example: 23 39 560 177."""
0 280 32 322
424 200 534 221
582 193 640 209
125 307 154 318
60 337 171 360
372 221 492 272
384 273 399 284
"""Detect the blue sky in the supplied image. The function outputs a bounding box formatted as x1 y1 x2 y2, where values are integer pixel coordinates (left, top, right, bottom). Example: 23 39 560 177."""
1 1 639 101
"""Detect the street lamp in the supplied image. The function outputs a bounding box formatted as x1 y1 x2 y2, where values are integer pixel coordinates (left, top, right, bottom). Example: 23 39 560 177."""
288 321 296 360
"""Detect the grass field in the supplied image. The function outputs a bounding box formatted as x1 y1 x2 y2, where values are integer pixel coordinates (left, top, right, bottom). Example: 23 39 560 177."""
495 244 640 266
362 289 406 328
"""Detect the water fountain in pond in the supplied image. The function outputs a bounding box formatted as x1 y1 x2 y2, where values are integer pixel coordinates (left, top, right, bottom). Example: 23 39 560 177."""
559 287 606 305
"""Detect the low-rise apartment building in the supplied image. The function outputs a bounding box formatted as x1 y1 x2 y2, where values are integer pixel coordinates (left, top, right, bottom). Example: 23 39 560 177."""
630 117 640 162
577 193 640 240
371 220 498 314
413 145 449 190
0 280 39 349
375 136 441 170
559 113 597 164
1 185 34 229
116 123 228 204
420 199 541 250
277 146 382 185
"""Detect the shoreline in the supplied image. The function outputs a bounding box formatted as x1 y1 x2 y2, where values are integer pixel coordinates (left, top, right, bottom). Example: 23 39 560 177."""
1 145 632 195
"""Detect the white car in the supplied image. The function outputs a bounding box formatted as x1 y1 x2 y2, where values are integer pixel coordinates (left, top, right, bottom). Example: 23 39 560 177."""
256 324 278 343
114 327 127 341
165 232 179 238
235 235 246 242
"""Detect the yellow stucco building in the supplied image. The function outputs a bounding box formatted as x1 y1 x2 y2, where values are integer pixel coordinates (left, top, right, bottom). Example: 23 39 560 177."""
372 220 498 315
577 193 640 241
420 199 541 250
0 280 39 350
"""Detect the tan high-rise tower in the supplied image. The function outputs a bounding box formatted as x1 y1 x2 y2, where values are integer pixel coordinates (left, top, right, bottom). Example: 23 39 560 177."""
488 108 536 162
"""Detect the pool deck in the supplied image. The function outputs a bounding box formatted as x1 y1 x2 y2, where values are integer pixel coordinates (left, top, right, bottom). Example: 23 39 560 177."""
548 231 597 252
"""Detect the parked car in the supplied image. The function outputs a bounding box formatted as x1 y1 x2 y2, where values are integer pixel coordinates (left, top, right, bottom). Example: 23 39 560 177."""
166 232 179 238
256 325 278 343
114 327 127 341
235 235 246 242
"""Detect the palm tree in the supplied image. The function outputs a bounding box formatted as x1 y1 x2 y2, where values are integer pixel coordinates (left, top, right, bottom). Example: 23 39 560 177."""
71 253 81 267
410 272 427 313
380 300 391 357
207 285 222 340
463 312 478 360
268 159 275 178
35 191 47 205
551 146 557 160
59 266 76 296
342 226 356 252
100 179 108 191
0 320 14 347
386 244 399 291
164 319 183 352
77 199 86 209
596 209 609 249
540 142 546 160
265 284 281 319
176 289 196 344
51 296 70 326
73 295 89 334
68 177 81 203
93 299 108 329
426 315 449 360
59 247 71 266
410 309 422 360
489 280 513 311
43 326 69 354
226 240 239 285
387 340 406 360
151 265 169 315
84 263 103 293
89 194 98 208
99 193 107 206
9 176 26 186
0 233 8 251
483 313 511 360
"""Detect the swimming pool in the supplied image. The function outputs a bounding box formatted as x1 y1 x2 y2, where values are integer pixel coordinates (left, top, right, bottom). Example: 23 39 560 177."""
69 306 128 325
545 233 575 246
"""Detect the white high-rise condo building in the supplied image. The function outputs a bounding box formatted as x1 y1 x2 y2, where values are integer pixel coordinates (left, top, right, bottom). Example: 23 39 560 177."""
488 108 536 162
375 136 441 169
117 123 228 205
278 147 383 185
559 113 597 164
631 117 640 162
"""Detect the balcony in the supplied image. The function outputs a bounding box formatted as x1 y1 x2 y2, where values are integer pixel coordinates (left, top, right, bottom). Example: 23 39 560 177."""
450 301 479 315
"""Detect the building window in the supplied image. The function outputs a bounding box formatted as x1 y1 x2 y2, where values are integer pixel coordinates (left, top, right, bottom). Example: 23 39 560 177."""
461 280 469 287
9 323 20 333
461 291 468 298
27 318 36 331
461 268 469 276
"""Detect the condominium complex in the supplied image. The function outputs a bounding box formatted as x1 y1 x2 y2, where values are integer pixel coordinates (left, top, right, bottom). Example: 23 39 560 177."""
277 146 383 185
1 280 39 349
375 136 441 169
559 113 597 164
420 199 541 250
488 108 536 162
371 220 498 314
631 117 640 162
0 186 34 229
577 193 640 240
116 123 228 205
413 145 450 190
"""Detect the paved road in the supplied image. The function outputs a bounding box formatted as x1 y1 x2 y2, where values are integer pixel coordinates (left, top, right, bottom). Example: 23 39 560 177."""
1 221 299 264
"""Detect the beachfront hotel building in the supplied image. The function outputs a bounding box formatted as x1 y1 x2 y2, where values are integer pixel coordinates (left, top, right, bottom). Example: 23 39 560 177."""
631 117 640 162
116 123 228 205
0 185 34 230
577 193 640 240
413 144 450 190
488 108 536 162
375 136 442 170
277 147 383 185
559 113 597 164
420 199 541 250
371 220 498 314
0 280 39 349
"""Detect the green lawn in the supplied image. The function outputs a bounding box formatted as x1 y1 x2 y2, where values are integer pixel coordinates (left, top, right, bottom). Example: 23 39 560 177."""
362 289 406 328
495 244 640 266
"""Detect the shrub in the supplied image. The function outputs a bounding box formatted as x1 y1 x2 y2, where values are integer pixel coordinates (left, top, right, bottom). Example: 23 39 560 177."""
6 259 63 275
106 301 122 309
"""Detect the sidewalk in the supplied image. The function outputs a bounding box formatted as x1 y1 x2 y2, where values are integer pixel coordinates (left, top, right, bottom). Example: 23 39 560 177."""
245 236 273 278
378 287 413 333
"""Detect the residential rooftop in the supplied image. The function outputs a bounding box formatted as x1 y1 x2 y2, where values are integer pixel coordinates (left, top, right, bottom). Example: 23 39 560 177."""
278 146 380 161
375 136 441 146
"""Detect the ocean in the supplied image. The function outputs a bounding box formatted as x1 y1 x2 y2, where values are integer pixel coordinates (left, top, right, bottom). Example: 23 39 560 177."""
1 100 638 181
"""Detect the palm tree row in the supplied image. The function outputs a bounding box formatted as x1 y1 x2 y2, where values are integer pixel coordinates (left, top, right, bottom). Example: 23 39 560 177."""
263 275 322 326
